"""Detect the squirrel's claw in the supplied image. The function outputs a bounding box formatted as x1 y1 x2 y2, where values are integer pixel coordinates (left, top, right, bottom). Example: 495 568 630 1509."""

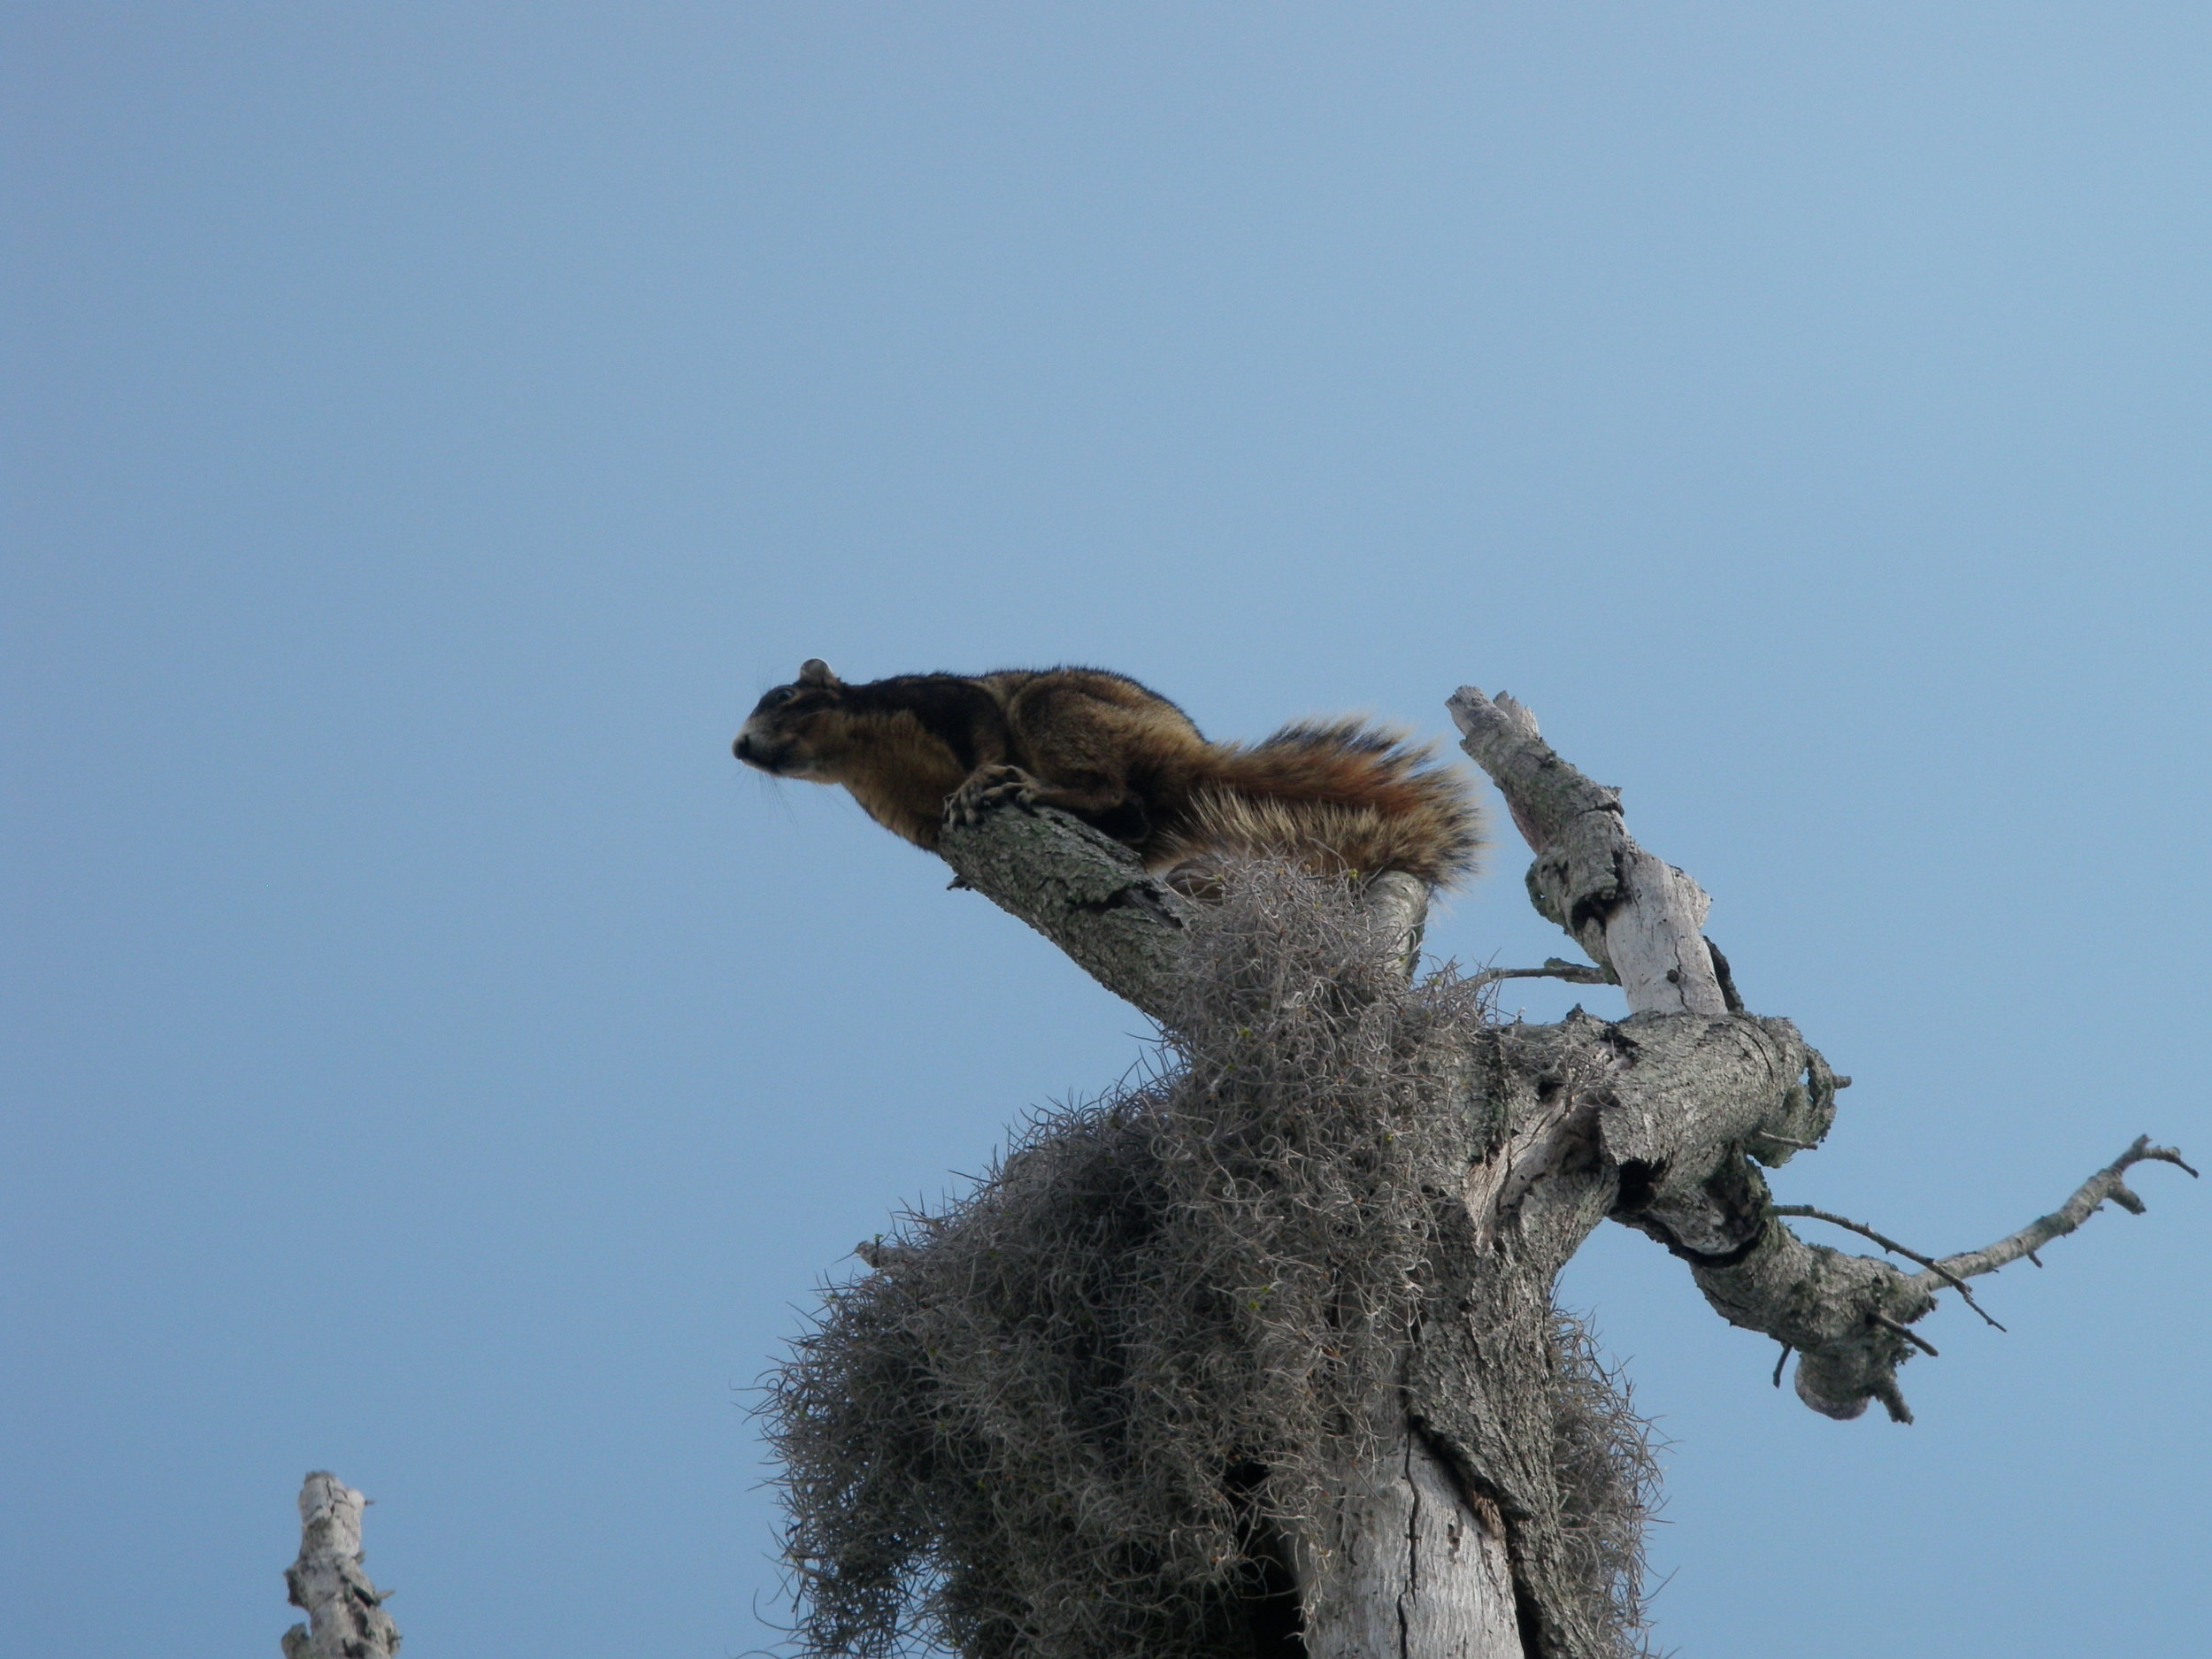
946 765 1043 828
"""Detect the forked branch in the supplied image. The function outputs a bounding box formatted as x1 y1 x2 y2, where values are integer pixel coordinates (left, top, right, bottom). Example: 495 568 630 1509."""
1448 684 2195 1425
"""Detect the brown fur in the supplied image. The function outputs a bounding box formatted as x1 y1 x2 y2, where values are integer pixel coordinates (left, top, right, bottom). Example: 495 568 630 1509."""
734 661 1484 888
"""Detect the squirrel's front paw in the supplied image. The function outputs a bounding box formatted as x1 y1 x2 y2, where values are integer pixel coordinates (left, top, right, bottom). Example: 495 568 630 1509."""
945 765 1042 828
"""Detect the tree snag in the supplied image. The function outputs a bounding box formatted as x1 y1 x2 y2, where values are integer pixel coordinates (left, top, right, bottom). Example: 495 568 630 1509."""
281 1471 400 1659
765 684 2190 1659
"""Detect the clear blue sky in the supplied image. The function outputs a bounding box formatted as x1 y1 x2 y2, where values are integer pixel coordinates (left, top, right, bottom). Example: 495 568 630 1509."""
6 6 2208 1655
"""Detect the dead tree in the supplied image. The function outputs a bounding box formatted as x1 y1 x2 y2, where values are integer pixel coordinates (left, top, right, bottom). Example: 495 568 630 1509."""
765 686 2190 1658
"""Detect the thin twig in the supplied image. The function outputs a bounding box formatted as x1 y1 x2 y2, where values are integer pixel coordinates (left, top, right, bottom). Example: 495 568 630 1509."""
1872 1314 1939 1357
1922 1136 2197 1287
1465 957 1619 992
1771 1204 2007 1331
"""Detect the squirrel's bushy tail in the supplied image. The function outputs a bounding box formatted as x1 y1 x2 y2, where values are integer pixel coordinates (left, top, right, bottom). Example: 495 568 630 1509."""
1167 718 1485 889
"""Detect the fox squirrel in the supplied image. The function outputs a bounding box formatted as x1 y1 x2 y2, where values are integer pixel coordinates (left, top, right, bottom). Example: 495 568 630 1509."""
733 660 1482 889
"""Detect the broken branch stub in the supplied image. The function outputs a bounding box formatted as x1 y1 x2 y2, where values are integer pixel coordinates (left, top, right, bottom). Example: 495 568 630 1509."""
281 1472 400 1659
1448 687 1725 1018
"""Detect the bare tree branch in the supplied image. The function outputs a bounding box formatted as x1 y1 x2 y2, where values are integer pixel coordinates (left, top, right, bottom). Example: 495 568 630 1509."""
1872 1313 1939 1356
1676 1188 1937 1423
1438 685 2197 1424
1922 1136 2198 1286
936 803 1436 1018
936 804 1197 1022
1772 1204 2007 1330
1465 957 1618 992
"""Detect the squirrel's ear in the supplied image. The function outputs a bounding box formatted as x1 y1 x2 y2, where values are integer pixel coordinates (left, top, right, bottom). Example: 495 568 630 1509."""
797 658 840 687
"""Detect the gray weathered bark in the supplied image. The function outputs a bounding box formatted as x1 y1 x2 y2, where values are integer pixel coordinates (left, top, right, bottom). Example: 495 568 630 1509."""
1448 689 1725 1019
890 685 2189 1655
939 808 1199 1024
1301 1398 1523 1659
281 1472 400 1659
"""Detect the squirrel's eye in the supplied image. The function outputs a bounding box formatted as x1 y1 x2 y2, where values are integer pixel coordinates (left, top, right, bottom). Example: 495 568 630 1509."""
768 687 800 707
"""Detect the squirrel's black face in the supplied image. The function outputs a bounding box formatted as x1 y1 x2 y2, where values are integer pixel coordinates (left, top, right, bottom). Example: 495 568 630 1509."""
733 658 846 777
